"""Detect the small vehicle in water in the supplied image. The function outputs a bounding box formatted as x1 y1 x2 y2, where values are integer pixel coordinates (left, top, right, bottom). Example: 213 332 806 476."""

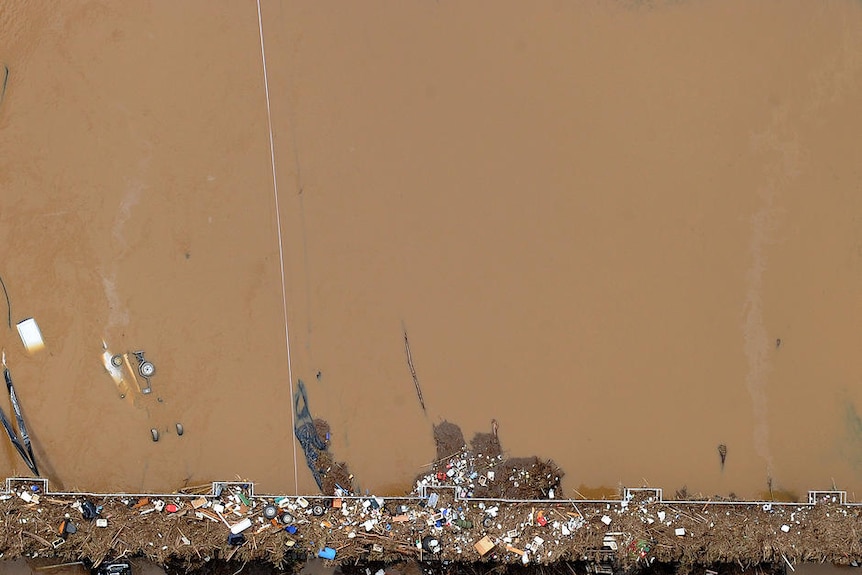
101 341 156 397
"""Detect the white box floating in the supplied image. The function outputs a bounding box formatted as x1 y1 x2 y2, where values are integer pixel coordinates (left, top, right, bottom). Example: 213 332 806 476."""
17 318 45 353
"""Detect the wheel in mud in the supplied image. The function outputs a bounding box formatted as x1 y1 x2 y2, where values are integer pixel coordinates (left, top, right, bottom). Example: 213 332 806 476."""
110 355 124 368
139 362 155 377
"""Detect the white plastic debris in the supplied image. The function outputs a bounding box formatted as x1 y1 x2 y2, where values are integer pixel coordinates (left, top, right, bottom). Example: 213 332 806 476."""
96 518 108 528
601 515 612 525
230 518 252 534
17 318 45 353
781 524 791 533
675 528 686 537
657 511 666 522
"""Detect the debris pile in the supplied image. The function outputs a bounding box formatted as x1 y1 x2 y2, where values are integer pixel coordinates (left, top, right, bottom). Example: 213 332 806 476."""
3 479 862 574
423 420 564 500
293 380 353 495
3 421 862 575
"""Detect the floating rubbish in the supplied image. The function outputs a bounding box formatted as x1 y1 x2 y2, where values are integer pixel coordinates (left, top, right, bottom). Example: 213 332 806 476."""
506 544 525 556
718 444 727 470
474 535 494 556
421 536 440 553
263 505 278 520
318 547 336 560
176 423 184 436
293 381 327 491
402 326 426 412
312 504 325 516
0 64 8 110
151 429 159 442
62 520 76 535
280 512 294 524
230 518 252 534
1 357 39 475
95 518 108 528
0 274 10 329
95 562 131 575
131 350 155 394
102 344 156 397
17 318 45 353
81 501 98 520
227 532 245 546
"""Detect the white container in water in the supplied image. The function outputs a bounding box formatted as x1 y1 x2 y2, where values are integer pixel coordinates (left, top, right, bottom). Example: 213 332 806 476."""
17 318 44 353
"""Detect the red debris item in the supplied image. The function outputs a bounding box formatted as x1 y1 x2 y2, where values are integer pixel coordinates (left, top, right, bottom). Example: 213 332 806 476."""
536 511 548 526
165 504 179 513
436 472 447 481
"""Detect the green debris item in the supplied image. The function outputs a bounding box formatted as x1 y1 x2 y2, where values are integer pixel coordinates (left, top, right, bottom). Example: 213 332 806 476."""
238 492 251 506
453 518 473 529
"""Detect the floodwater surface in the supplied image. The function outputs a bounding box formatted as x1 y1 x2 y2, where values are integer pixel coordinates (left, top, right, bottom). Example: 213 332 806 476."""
1 0 862 502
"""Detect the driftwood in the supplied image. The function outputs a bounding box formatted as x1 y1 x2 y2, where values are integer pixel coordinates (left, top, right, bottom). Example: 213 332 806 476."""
402 327 426 412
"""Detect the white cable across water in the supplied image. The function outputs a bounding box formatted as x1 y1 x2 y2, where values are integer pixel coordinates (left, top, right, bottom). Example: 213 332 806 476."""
256 0 299 496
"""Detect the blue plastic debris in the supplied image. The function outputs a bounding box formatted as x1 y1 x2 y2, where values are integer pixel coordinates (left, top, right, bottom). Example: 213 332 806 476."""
318 547 336 560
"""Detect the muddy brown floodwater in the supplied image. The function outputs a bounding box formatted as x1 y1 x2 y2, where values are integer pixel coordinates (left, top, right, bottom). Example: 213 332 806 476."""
1 0 862 507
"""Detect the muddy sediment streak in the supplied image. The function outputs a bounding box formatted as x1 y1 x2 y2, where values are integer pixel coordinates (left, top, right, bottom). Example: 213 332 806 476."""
0 421 857 575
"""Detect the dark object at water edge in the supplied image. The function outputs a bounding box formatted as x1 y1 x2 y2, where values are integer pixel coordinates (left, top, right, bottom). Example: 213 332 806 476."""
0 65 8 110
95 562 132 575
